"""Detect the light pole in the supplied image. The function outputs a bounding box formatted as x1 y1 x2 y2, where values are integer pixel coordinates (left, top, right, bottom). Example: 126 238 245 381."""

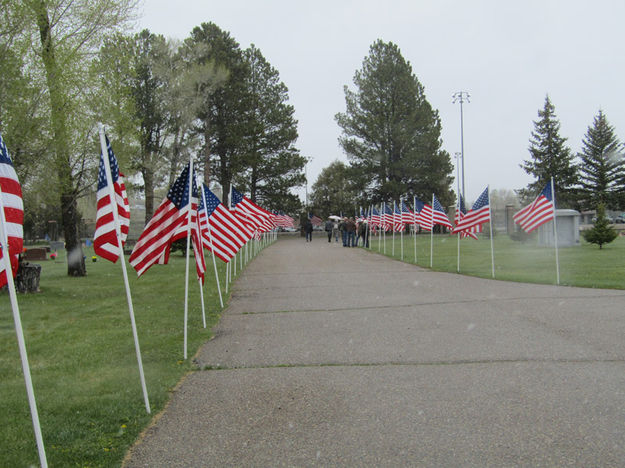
452 91 470 200
454 152 462 204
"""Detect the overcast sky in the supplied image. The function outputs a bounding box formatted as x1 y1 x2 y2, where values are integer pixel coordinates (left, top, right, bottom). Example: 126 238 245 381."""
137 0 625 202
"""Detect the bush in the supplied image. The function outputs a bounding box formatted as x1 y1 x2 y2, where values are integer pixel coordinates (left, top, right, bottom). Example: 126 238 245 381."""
583 203 618 249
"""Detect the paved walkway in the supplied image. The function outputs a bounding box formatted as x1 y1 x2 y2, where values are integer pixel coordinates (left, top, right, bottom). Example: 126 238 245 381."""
125 235 625 467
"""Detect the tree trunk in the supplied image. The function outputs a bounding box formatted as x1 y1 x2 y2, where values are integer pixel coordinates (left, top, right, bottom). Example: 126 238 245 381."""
34 0 85 276
143 165 155 225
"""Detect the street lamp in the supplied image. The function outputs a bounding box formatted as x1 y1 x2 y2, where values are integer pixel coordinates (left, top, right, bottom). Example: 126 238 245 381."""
452 91 470 200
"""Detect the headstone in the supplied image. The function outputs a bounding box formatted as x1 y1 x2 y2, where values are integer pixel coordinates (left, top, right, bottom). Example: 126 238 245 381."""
23 247 47 261
537 209 580 246
50 241 64 252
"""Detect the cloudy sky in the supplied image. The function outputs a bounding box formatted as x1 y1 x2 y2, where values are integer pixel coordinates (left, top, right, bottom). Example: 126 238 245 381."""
137 0 625 202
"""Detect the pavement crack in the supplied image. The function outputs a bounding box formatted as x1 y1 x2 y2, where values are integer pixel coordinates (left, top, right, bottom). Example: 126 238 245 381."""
199 357 625 372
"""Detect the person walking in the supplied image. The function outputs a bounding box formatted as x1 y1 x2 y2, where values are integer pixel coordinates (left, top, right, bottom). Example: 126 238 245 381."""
346 217 357 247
304 218 313 242
324 219 333 243
332 220 339 242
339 217 347 246
358 220 369 248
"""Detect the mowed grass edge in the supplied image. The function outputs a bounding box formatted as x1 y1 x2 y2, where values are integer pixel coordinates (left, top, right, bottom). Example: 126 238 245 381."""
1 245 238 467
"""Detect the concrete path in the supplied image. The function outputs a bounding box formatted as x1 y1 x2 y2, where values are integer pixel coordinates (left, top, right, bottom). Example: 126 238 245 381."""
125 235 625 467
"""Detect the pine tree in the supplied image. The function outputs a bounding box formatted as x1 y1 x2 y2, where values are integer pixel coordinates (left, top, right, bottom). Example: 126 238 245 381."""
235 45 306 213
335 40 453 206
583 203 618 249
578 110 625 210
521 95 577 206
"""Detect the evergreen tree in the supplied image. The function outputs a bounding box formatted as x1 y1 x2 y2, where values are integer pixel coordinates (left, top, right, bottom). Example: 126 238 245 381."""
583 203 618 249
521 95 578 206
577 110 625 210
185 22 250 207
335 40 453 206
234 44 306 212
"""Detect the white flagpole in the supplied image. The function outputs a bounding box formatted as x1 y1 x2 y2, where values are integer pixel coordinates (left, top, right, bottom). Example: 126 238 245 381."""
0 185 48 467
98 125 150 414
488 185 495 278
199 186 224 309
378 204 382 252
367 204 372 249
193 178 206 329
457 201 461 274
183 156 194 360
430 194 434 268
383 202 386 254
413 196 418 263
400 199 404 261
392 201 396 256
551 177 560 285
198 277 206 328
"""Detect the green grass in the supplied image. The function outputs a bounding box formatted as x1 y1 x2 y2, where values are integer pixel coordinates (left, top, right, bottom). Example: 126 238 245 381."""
366 231 625 289
0 246 245 467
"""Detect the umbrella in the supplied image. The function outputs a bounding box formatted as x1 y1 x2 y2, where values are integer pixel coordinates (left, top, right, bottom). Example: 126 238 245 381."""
328 215 342 220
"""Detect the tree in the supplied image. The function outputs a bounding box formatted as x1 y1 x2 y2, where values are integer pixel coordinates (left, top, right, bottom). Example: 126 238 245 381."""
185 22 249 207
310 160 360 217
521 95 577 206
577 110 625 210
335 40 453 207
233 44 306 212
128 29 172 224
23 0 137 276
583 203 618 249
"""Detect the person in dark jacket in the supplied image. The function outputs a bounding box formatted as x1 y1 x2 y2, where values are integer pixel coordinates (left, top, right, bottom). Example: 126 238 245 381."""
358 220 369 248
345 217 357 247
324 219 333 242
304 219 313 242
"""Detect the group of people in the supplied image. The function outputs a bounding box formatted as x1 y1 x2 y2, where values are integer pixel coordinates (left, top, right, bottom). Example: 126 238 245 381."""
302 216 370 247
323 217 369 248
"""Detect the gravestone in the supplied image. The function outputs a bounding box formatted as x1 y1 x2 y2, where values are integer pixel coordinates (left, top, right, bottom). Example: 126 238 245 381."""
23 247 47 261
537 209 580 247
50 241 64 252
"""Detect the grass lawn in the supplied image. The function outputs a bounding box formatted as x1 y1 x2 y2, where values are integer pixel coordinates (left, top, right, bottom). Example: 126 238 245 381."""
3 233 624 466
366 231 625 289
1 245 238 467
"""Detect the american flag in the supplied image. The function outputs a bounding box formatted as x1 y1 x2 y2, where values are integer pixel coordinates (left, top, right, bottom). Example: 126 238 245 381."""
231 187 275 232
452 193 480 239
0 133 23 288
93 135 130 263
400 200 413 224
129 163 204 278
309 213 322 226
370 206 381 227
419 194 452 230
381 203 393 231
513 182 555 233
393 202 405 232
357 207 366 223
199 184 252 263
413 197 426 226
274 211 294 228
